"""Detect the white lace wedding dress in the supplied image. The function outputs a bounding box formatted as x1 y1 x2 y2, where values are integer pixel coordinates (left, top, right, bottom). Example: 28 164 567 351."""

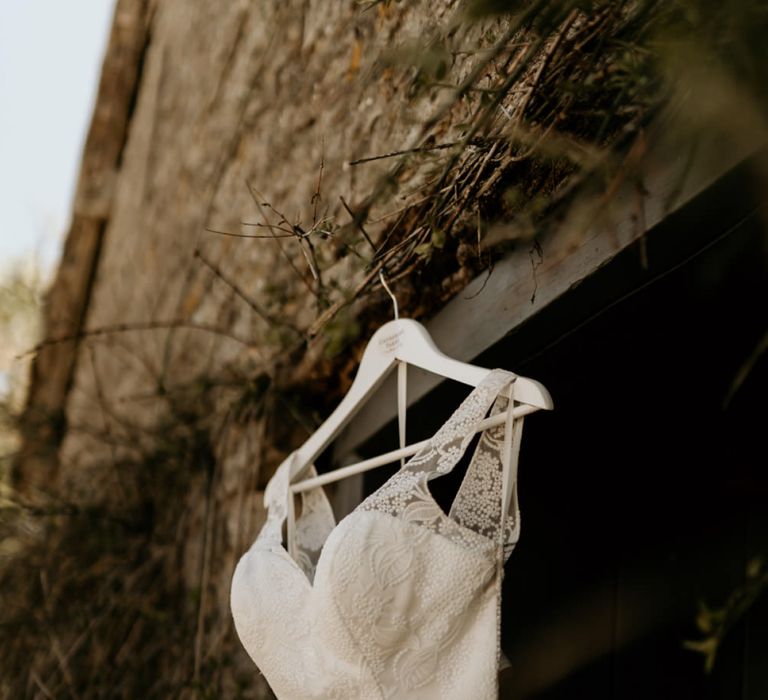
230 369 522 699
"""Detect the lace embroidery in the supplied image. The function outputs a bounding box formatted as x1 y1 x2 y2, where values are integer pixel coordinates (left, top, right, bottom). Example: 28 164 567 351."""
258 459 337 582
294 485 337 582
231 367 526 699
357 369 520 558
329 511 498 698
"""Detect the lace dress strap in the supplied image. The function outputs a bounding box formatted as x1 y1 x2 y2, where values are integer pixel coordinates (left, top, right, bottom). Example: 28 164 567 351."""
402 368 516 479
259 454 336 581
358 369 522 556
449 383 522 559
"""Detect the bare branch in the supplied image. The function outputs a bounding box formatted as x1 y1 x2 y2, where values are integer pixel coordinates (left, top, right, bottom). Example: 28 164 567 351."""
193 249 304 337
246 182 318 297
347 141 460 166
205 226 294 239
20 319 260 358
340 195 376 253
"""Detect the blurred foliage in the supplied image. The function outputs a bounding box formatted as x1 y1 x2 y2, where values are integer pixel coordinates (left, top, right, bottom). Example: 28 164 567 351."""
684 556 768 673
0 260 44 482
2 474 187 698
0 379 245 698
326 0 768 337
323 309 363 359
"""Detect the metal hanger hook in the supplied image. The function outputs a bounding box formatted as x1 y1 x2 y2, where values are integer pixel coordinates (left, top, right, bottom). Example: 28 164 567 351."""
378 269 399 321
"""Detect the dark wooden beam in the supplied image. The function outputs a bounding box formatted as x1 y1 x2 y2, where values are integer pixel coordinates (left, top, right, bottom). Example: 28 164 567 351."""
334 135 767 459
15 0 153 492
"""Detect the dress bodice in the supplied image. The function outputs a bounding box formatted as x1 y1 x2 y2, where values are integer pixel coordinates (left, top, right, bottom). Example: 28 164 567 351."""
230 369 522 699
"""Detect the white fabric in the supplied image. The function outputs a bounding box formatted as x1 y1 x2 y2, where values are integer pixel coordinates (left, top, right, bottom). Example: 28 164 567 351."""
230 369 522 699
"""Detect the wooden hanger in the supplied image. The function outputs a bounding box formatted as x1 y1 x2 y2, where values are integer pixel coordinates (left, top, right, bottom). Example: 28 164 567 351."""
284 276 553 495
280 275 553 556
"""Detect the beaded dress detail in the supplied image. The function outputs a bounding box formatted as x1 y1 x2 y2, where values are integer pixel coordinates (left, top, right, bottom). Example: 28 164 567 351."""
230 369 521 699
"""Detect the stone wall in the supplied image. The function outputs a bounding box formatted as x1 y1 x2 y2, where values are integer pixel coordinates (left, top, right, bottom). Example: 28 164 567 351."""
17 1 529 695
13 0 702 694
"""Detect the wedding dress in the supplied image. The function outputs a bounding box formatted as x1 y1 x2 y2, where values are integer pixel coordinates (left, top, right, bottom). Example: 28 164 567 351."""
230 369 522 699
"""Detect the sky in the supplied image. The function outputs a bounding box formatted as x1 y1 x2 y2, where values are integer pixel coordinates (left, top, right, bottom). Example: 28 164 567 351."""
0 1 115 278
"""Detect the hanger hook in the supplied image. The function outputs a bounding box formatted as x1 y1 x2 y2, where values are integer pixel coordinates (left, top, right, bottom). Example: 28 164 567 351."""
378 269 399 321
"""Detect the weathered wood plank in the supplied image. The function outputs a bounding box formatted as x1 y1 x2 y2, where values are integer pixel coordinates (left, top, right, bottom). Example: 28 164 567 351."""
334 135 767 458
15 0 152 491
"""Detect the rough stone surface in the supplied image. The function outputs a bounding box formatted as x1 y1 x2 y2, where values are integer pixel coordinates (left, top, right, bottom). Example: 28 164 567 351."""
21 1 514 695
12 0 768 694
